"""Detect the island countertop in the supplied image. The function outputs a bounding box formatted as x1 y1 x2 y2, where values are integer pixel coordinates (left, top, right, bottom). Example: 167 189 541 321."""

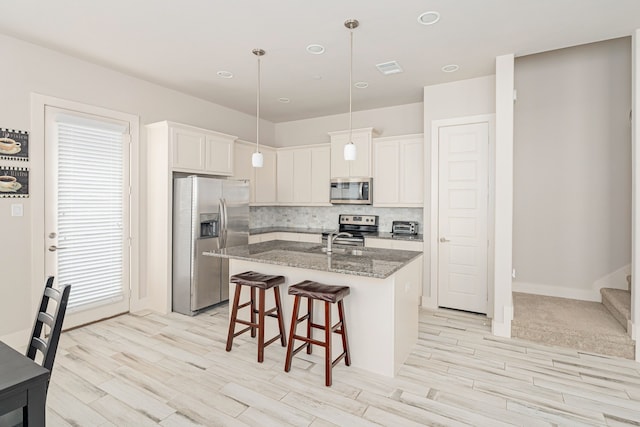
203 240 422 279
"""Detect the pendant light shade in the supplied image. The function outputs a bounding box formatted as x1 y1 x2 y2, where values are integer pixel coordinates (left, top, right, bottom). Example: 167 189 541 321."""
252 151 264 167
343 19 359 161
344 141 357 160
252 48 265 168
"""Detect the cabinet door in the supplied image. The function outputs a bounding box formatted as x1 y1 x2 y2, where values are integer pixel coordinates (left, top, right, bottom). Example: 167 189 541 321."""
255 148 277 204
277 150 294 203
293 150 312 203
373 140 400 205
330 129 373 178
234 143 255 203
311 146 331 204
171 127 205 171
400 138 423 204
205 135 234 175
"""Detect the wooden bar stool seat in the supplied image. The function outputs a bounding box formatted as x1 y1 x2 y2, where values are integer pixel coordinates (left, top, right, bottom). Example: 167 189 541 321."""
284 280 351 386
226 271 287 363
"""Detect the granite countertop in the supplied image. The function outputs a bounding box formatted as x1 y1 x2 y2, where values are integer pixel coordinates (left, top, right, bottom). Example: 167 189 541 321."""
250 227 423 242
204 240 422 279
250 227 334 235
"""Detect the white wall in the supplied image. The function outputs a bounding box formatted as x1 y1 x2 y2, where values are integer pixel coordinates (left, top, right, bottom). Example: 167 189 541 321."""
0 34 265 343
513 37 632 301
274 103 423 147
422 76 496 307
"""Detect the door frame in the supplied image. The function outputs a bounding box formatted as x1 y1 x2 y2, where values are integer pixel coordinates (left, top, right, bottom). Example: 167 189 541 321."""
429 114 496 316
30 93 142 325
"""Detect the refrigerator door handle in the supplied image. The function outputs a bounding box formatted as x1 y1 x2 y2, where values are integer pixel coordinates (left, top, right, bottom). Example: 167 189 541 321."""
221 198 229 248
219 198 226 248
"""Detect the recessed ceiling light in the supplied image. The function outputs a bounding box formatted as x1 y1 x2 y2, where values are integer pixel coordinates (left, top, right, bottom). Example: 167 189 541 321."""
306 44 325 55
354 81 368 89
278 97 291 103
376 61 403 75
312 75 323 80
216 70 233 79
441 64 459 73
418 11 440 25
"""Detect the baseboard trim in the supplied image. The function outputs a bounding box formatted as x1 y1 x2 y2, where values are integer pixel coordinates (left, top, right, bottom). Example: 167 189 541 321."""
512 281 600 302
421 295 438 309
0 327 30 351
593 264 631 292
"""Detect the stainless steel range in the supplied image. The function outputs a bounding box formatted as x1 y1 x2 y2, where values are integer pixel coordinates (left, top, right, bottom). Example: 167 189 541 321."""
322 214 379 247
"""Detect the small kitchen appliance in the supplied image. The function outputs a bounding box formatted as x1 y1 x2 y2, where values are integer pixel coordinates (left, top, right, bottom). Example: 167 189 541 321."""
330 177 373 205
392 221 419 236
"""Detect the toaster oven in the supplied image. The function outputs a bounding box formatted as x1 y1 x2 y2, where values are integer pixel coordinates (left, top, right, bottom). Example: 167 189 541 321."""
392 221 419 235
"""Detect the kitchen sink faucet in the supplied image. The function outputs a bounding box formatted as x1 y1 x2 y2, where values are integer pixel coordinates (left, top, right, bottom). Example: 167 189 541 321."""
326 232 353 255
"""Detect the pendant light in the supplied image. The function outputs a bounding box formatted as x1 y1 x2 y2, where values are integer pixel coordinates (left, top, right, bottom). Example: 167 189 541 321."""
252 48 265 168
343 19 359 161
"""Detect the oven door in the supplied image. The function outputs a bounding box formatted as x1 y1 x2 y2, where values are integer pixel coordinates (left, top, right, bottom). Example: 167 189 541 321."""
330 178 372 204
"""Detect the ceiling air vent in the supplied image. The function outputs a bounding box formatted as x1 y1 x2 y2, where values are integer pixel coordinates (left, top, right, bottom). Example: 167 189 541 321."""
376 61 403 75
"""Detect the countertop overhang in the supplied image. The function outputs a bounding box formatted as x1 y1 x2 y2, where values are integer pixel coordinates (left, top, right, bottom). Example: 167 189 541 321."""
204 240 422 279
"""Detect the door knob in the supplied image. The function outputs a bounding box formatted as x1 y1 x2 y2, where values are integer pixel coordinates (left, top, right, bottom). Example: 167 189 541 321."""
439 237 450 243
48 245 67 252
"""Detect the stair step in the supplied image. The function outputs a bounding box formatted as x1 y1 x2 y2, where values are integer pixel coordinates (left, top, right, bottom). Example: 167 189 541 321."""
512 292 635 360
600 288 631 332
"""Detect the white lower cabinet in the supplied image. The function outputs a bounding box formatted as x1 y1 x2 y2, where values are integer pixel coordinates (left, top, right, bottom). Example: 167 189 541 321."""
365 238 423 251
250 232 321 244
373 134 424 207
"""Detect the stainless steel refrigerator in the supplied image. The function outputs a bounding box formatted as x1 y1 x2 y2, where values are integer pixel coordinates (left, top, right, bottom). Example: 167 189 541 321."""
172 175 249 316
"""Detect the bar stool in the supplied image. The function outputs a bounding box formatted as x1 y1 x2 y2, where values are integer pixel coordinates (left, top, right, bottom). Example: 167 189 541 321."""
226 271 287 363
284 280 351 386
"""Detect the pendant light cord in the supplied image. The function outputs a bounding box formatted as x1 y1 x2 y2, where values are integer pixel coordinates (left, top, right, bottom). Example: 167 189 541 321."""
348 28 353 145
256 55 261 154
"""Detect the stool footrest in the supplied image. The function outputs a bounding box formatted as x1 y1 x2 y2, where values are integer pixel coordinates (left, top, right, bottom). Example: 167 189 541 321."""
263 334 284 348
290 342 311 358
232 325 253 338
332 351 348 368
292 334 326 348
234 318 258 328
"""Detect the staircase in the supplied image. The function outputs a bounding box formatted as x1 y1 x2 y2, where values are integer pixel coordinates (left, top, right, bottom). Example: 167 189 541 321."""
600 275 632 333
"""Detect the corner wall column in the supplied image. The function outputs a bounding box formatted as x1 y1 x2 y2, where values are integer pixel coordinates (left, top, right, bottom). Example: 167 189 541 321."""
492 54 515 337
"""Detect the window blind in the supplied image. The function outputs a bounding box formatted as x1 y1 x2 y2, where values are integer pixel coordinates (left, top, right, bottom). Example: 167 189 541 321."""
56 120 126 310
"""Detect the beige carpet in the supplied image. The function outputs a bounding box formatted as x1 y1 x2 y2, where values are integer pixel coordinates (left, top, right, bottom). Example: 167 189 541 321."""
511 292 635 359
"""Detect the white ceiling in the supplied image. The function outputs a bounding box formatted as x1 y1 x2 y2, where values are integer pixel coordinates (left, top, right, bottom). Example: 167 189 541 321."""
2 1 640 123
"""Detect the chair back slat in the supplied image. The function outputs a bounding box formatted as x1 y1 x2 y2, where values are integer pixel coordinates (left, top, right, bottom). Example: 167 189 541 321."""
37 311 55 328
26 276 71 376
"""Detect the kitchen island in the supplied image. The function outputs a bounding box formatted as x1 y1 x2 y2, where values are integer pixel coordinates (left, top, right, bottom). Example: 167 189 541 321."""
204 240 423 377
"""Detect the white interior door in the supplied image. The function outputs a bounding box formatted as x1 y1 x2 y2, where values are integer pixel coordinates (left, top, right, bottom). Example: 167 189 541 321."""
438 122 489 314
44 106 131 328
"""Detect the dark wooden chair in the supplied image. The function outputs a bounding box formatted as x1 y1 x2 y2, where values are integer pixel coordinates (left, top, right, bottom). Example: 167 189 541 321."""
0 276 71 426
27 276 71 378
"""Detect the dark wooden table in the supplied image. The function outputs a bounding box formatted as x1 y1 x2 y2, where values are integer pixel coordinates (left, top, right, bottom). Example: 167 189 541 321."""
0 341 49 426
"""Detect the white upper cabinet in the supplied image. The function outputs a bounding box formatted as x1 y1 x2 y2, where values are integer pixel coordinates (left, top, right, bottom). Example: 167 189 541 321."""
329 127 377 178
373 134 424 207
277 144 330 206
254 147 277 205
234 140 277 205
150 121 236 176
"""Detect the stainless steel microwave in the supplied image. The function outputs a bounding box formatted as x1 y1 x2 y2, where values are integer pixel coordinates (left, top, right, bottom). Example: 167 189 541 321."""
330 177 373 205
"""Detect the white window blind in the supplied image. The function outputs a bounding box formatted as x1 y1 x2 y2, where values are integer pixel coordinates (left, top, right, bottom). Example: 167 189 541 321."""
56 118 126 310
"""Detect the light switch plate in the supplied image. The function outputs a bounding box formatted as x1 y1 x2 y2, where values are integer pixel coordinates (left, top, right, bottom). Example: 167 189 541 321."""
11 203 23 217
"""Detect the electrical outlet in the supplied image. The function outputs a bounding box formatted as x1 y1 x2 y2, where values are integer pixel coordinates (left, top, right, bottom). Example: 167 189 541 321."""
512 268 516 279
11 204 23 217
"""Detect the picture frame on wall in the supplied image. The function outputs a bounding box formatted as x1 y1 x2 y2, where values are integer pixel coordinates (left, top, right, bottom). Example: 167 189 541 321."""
0 128 29 161
0 166 29 198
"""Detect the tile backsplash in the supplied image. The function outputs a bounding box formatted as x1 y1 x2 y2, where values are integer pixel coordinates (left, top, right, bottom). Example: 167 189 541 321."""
250 206 423 234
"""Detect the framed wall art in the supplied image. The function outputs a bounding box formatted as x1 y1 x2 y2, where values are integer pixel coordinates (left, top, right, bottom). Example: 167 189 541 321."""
0 128 28 161
0 166 29 198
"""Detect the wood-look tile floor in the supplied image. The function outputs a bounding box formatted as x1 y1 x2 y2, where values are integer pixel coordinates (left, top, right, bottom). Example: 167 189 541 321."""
44 305 640 426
